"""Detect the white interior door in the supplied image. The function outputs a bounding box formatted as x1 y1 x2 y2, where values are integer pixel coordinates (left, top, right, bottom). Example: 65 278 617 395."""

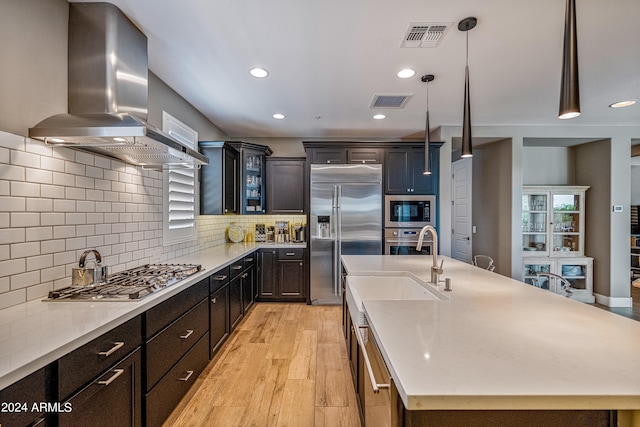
452 158 472 263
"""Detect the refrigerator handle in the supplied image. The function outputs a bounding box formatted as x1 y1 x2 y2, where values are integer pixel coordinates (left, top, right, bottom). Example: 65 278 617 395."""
335 185 342 296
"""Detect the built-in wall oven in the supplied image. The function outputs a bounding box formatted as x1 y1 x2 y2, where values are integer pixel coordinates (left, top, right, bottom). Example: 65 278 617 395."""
384 195 436 255
384 228 432 255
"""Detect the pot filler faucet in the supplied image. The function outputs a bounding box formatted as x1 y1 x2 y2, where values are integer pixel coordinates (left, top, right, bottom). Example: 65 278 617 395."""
416 225 445 286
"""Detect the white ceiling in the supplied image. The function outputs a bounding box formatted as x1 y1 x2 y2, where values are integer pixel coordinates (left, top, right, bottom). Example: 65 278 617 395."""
70 0 640 139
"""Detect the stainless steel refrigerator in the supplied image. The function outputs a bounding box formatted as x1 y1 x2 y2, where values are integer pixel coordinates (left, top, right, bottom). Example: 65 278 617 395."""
310 164 382 304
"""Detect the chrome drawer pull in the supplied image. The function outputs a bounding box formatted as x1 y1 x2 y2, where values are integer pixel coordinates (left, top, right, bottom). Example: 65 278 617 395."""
213 275 228 281
98 341 124 357
97 369 124 386
245 258 254 262
358 326 390 394
180 329 194 339
231 265 242 270
286 252 295 256
178 370 194 382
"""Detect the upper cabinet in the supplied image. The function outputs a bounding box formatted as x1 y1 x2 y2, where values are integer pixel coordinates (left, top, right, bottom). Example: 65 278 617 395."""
385 144 440 195
199 141 239 215
227 142 273 215
266 157 305 214
306 146 383 165
522 186 589 257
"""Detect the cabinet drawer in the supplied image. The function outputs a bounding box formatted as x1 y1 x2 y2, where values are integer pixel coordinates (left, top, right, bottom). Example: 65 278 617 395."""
0 366 52 427
210 266 230 293
145 333 210 427
229 259 244 278
244 252 256 269
278 248 304 260
60 348 142 427
58 315 142 400
145 277 209 338
145 298 209 392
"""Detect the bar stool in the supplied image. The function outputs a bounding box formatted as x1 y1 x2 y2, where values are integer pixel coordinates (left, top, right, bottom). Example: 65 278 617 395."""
473 255 495 272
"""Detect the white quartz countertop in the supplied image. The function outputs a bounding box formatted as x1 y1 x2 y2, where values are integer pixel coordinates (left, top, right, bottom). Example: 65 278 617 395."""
342 255 640 411
0 242 305 390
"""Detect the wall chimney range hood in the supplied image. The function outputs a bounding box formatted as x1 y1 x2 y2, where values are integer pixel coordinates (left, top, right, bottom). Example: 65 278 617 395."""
28 2 208 168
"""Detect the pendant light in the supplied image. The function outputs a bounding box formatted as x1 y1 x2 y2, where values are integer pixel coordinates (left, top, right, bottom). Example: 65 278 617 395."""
458 17 477 158
421 74 434 175
558 0 580 119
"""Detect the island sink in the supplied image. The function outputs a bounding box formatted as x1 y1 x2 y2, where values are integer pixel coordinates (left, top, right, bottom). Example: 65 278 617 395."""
345 275 446 325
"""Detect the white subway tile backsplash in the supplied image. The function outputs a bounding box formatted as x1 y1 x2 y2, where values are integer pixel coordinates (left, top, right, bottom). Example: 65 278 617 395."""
40 185 65 199
40 156 65 172
26 168 53 184
64 161 85 176
26 227 53 242
0 259 26 277
41 239 66 254
27 198 53 212
11 151 40 169
0 196 25 212
10 271 40 290
11 242 40 258
26 254 53 271
0 129 307 309
11 181 40 197
0 228 25 244
1 165 26 182
10 212 40 228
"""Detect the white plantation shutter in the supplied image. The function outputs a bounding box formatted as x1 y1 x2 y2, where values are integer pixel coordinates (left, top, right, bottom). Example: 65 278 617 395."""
162 112 198 245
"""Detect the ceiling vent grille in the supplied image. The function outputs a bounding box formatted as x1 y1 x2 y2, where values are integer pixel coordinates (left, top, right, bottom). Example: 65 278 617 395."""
401 22 453 48
370 94 413 109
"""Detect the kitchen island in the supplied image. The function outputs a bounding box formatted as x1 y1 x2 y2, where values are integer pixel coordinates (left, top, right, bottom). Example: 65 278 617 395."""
342 255 640 426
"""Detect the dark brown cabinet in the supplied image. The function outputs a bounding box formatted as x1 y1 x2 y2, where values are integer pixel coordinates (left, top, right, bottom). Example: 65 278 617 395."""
210 266 230 358
257 248 306 301
60 348 142 427
144 277 209 427
199 141 239 215
385 144 440 194
0 365 53 427
348 148 383 164
228 142 273 214
310 148 347 164
307 147 383 165
266 157 305 213
242 254 256 314
229 274 243 330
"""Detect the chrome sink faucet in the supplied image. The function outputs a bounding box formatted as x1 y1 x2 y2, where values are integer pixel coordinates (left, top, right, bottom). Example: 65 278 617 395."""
416 225 444 284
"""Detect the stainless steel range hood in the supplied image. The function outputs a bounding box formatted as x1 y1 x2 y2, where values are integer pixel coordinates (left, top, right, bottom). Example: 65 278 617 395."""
28 2 208 168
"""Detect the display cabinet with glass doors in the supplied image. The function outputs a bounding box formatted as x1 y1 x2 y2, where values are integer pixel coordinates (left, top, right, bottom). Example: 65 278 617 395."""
522 186 589 257
521 186 593 302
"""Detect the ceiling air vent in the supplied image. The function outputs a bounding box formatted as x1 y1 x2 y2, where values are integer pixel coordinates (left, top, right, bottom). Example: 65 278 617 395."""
370 94 413 109
401 22 453 48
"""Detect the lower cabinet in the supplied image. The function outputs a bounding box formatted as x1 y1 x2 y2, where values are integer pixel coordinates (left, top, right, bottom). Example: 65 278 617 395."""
0 365 53 427
522 256 594 303
60 348 142 427
229 274 243 329
257 248 307 301
145 334 210 427
210 266 230 358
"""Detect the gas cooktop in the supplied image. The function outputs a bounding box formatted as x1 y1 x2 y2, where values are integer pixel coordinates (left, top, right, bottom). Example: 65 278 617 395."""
45 263 202 301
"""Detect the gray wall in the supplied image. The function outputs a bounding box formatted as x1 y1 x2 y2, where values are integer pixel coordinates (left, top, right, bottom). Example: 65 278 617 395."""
574 140 611 296
522 147 575 186
632 166 640 204
472 139 513 275
0 0 68 136
0 0 227 141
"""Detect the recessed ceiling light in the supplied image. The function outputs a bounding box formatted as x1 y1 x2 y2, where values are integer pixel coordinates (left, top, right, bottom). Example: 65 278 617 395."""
397 68 416 79
373 114 386 120
609 100 637 108
249 67 269 78
272 113 286 119
49 138 65 143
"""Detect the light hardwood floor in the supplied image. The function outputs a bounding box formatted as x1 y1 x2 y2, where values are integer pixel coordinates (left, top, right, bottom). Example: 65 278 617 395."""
164 303 361 427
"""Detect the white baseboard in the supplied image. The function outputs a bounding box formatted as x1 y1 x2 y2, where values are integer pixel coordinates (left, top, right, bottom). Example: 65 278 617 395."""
594 293 633 308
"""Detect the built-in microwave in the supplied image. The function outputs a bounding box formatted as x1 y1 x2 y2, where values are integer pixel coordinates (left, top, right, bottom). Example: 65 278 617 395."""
384 195 436 228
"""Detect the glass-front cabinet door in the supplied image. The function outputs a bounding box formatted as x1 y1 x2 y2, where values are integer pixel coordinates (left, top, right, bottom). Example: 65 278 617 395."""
229 142 273 214
522 192 548 255
551 193 581 254
523 260 552 288
522 186 588 257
